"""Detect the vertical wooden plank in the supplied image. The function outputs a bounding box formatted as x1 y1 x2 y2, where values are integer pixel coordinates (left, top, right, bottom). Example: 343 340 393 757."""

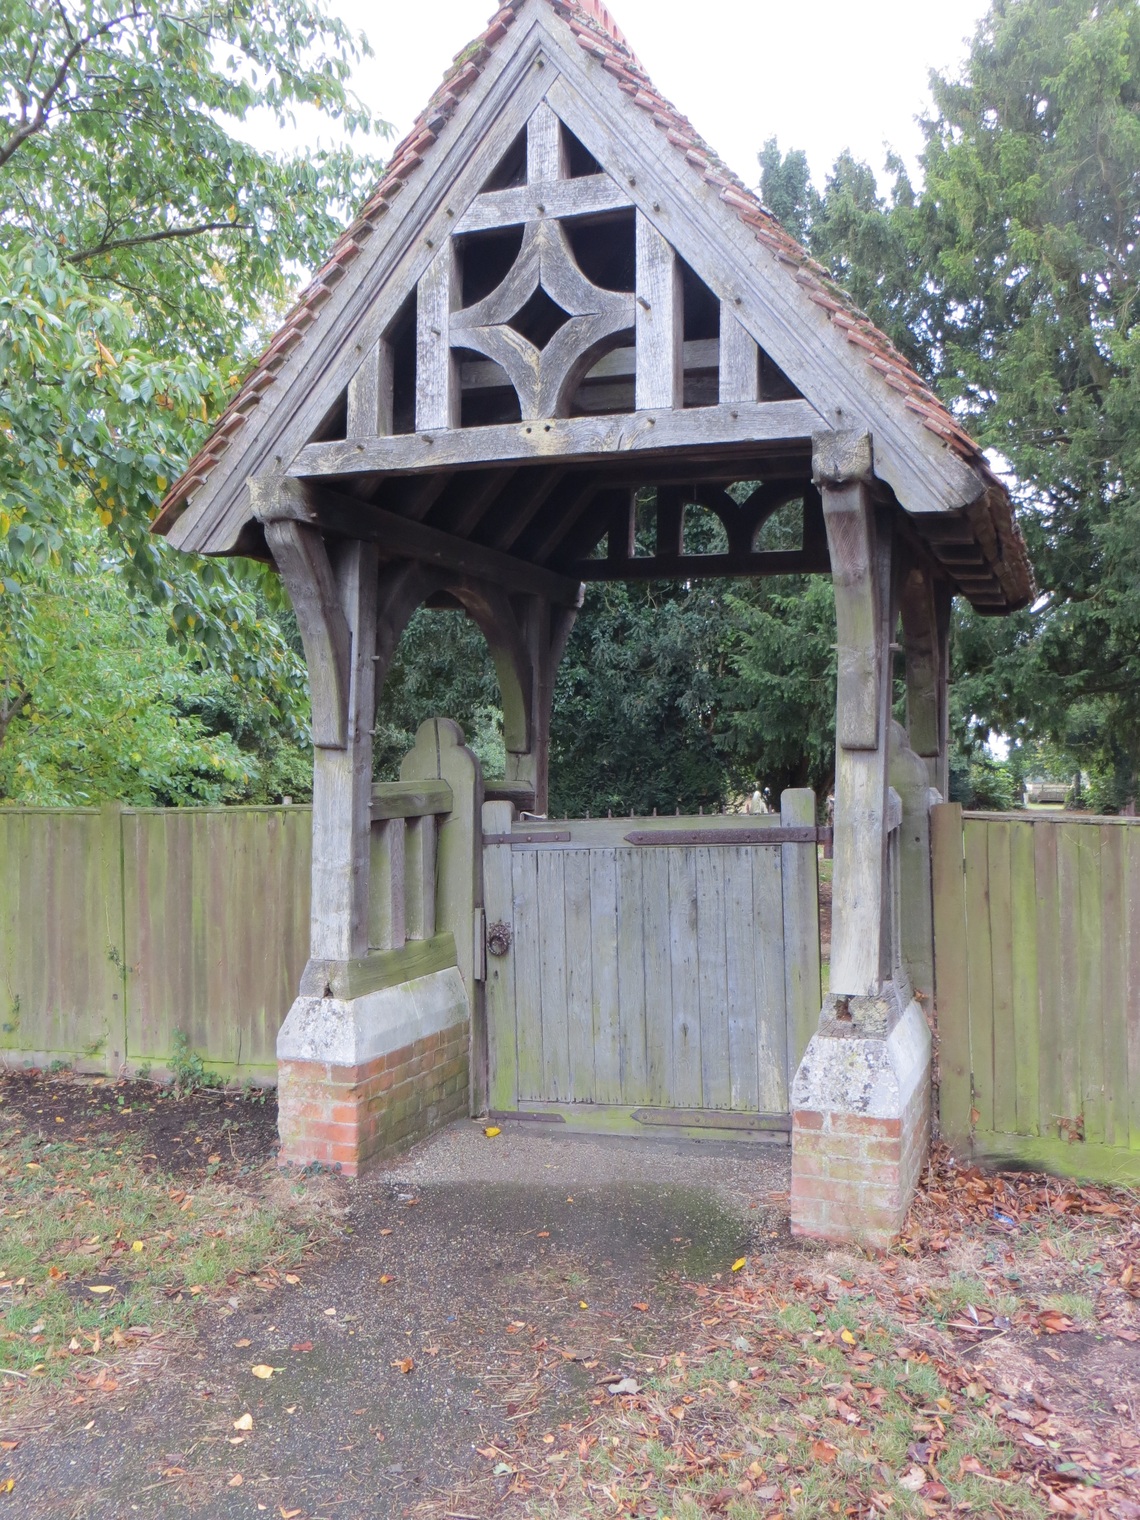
1034 820 1063 1142
416 243 458 432
963 818 994 1134
537 850 570 1102
669 848 702 1107
1127 825 1140 1152
404 815 437 942
987 820 1017 1136
780 789 821 1074
723 846 759 1111
482 803 517 1112
931 805 970 1142
635 212 683 411
640 848 673 1105
696 847 730 1110
1100 824 1126 1148
1078 823 1105 1144
369 818 407 951
1056 822 1083 1129
718 308 760 404
590 849 621 1104
563 849 595 1103
347 338 394 438
1009 820 1040 1136
512 849 543 1102
616 849 648 1103
753 843 788 1113
527 101 568 181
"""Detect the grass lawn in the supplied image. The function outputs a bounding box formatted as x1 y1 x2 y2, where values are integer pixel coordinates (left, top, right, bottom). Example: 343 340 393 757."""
459 1152 1140 1520
0 1075 331 1410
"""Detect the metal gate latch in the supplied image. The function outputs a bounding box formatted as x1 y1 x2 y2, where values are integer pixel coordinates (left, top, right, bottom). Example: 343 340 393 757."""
487 922 513 957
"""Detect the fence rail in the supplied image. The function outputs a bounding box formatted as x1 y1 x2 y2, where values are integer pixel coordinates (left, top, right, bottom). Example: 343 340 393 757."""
0 805 312 1080
932 804 1140 1182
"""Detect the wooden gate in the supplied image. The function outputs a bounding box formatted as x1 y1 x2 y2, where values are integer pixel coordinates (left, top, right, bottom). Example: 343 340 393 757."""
482 793 822 1140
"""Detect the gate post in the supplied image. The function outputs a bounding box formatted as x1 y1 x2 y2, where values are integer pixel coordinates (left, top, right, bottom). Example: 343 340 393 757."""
790 434 933 1250
276 718 480 1174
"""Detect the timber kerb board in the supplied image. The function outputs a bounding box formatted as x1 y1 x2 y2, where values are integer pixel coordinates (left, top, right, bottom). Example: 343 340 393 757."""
481 797 822 1141
932 803 1140 1184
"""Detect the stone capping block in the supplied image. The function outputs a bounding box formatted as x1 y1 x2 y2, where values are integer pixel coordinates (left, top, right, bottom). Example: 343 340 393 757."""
791 990 929 1122
276 966 470 1068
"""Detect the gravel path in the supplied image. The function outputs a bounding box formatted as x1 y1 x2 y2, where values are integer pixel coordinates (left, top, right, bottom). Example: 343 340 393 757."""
7 1123 791 1519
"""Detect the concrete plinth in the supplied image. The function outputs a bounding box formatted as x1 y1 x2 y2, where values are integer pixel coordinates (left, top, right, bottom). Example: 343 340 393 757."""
276 968 470 1174
790 986 932 1250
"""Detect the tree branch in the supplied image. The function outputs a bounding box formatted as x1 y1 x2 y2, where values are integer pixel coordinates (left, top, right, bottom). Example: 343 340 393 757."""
0 6 146 171
0 686 30 749
66 219 252 263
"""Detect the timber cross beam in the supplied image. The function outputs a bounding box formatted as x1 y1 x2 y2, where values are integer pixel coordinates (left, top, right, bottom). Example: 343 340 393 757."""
250 477 585 609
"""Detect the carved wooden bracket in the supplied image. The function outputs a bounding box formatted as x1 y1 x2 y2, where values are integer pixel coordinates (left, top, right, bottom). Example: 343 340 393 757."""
254 481 352 750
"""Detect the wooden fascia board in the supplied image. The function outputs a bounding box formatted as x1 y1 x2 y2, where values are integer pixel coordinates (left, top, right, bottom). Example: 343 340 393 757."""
537 18 984 518
289 398 822 476
166 12 550 557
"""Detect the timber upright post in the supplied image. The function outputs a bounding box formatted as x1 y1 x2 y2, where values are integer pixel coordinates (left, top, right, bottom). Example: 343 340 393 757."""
252 482 476 1175
790 435 935 1250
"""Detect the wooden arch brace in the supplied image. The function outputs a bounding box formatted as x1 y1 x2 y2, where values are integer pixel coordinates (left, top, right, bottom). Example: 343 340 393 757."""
254 480 352 750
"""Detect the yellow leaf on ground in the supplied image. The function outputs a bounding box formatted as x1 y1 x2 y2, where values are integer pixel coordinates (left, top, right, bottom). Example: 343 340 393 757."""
87 1285 115 1295
840 1329 857 1345
233 1413 253 1431
228 1473 243 1487
483 1126 501 1138
732 1258 747 1273
130 1241 144 1253
285 1274 301 1286
251 1365 277 1380
379 1275 395 1286
234 1339 251 1348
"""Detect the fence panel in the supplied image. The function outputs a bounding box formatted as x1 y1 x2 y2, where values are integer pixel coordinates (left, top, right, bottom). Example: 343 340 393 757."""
1 805 311 1080
0 807 126 1069
122 808 311 1075
932 804 1139 1182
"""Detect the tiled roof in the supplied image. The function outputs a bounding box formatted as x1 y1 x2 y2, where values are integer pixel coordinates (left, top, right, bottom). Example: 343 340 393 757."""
153 0 1032 609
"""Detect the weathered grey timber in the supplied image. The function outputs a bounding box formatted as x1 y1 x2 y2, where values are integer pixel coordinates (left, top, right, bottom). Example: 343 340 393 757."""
150 0 1033 1219
482 801 819 1138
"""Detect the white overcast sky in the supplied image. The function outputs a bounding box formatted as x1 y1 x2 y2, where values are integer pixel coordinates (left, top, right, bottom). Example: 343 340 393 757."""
290 0 994 188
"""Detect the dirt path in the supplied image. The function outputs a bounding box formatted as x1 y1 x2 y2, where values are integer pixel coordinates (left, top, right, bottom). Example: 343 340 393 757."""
4 1124 791 1519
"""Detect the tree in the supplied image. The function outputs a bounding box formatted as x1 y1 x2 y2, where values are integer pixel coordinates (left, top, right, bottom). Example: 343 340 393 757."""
0 1 386 792
760 0 1140 806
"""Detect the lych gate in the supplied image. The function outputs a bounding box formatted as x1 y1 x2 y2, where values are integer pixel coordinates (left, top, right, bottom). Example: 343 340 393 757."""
154 0 1032 1247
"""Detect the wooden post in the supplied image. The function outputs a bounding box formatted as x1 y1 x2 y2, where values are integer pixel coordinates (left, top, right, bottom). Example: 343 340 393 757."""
504 596 579 815
816 432 894 997
309 537 380 962
253 479 379 965
417 243 459 432
635 213 683 411
901 564 952 797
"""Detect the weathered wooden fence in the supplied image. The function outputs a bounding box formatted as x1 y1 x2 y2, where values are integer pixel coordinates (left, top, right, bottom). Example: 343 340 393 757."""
932 804 1140 1182
0 805 311 1080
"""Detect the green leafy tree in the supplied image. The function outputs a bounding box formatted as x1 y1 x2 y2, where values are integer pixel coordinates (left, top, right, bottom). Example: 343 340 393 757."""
760 0 1140 807
0 0 386 791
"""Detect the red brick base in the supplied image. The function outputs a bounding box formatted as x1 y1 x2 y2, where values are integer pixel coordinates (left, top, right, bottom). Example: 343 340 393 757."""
791 1076 931 1250
277 1021 469 1176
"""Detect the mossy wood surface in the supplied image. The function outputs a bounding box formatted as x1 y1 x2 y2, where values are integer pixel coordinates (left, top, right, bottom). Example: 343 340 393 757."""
0 805 312 1079
931 804 1140 1178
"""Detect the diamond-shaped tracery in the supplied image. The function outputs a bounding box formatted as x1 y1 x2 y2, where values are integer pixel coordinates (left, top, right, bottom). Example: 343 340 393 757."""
450 218 635 421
